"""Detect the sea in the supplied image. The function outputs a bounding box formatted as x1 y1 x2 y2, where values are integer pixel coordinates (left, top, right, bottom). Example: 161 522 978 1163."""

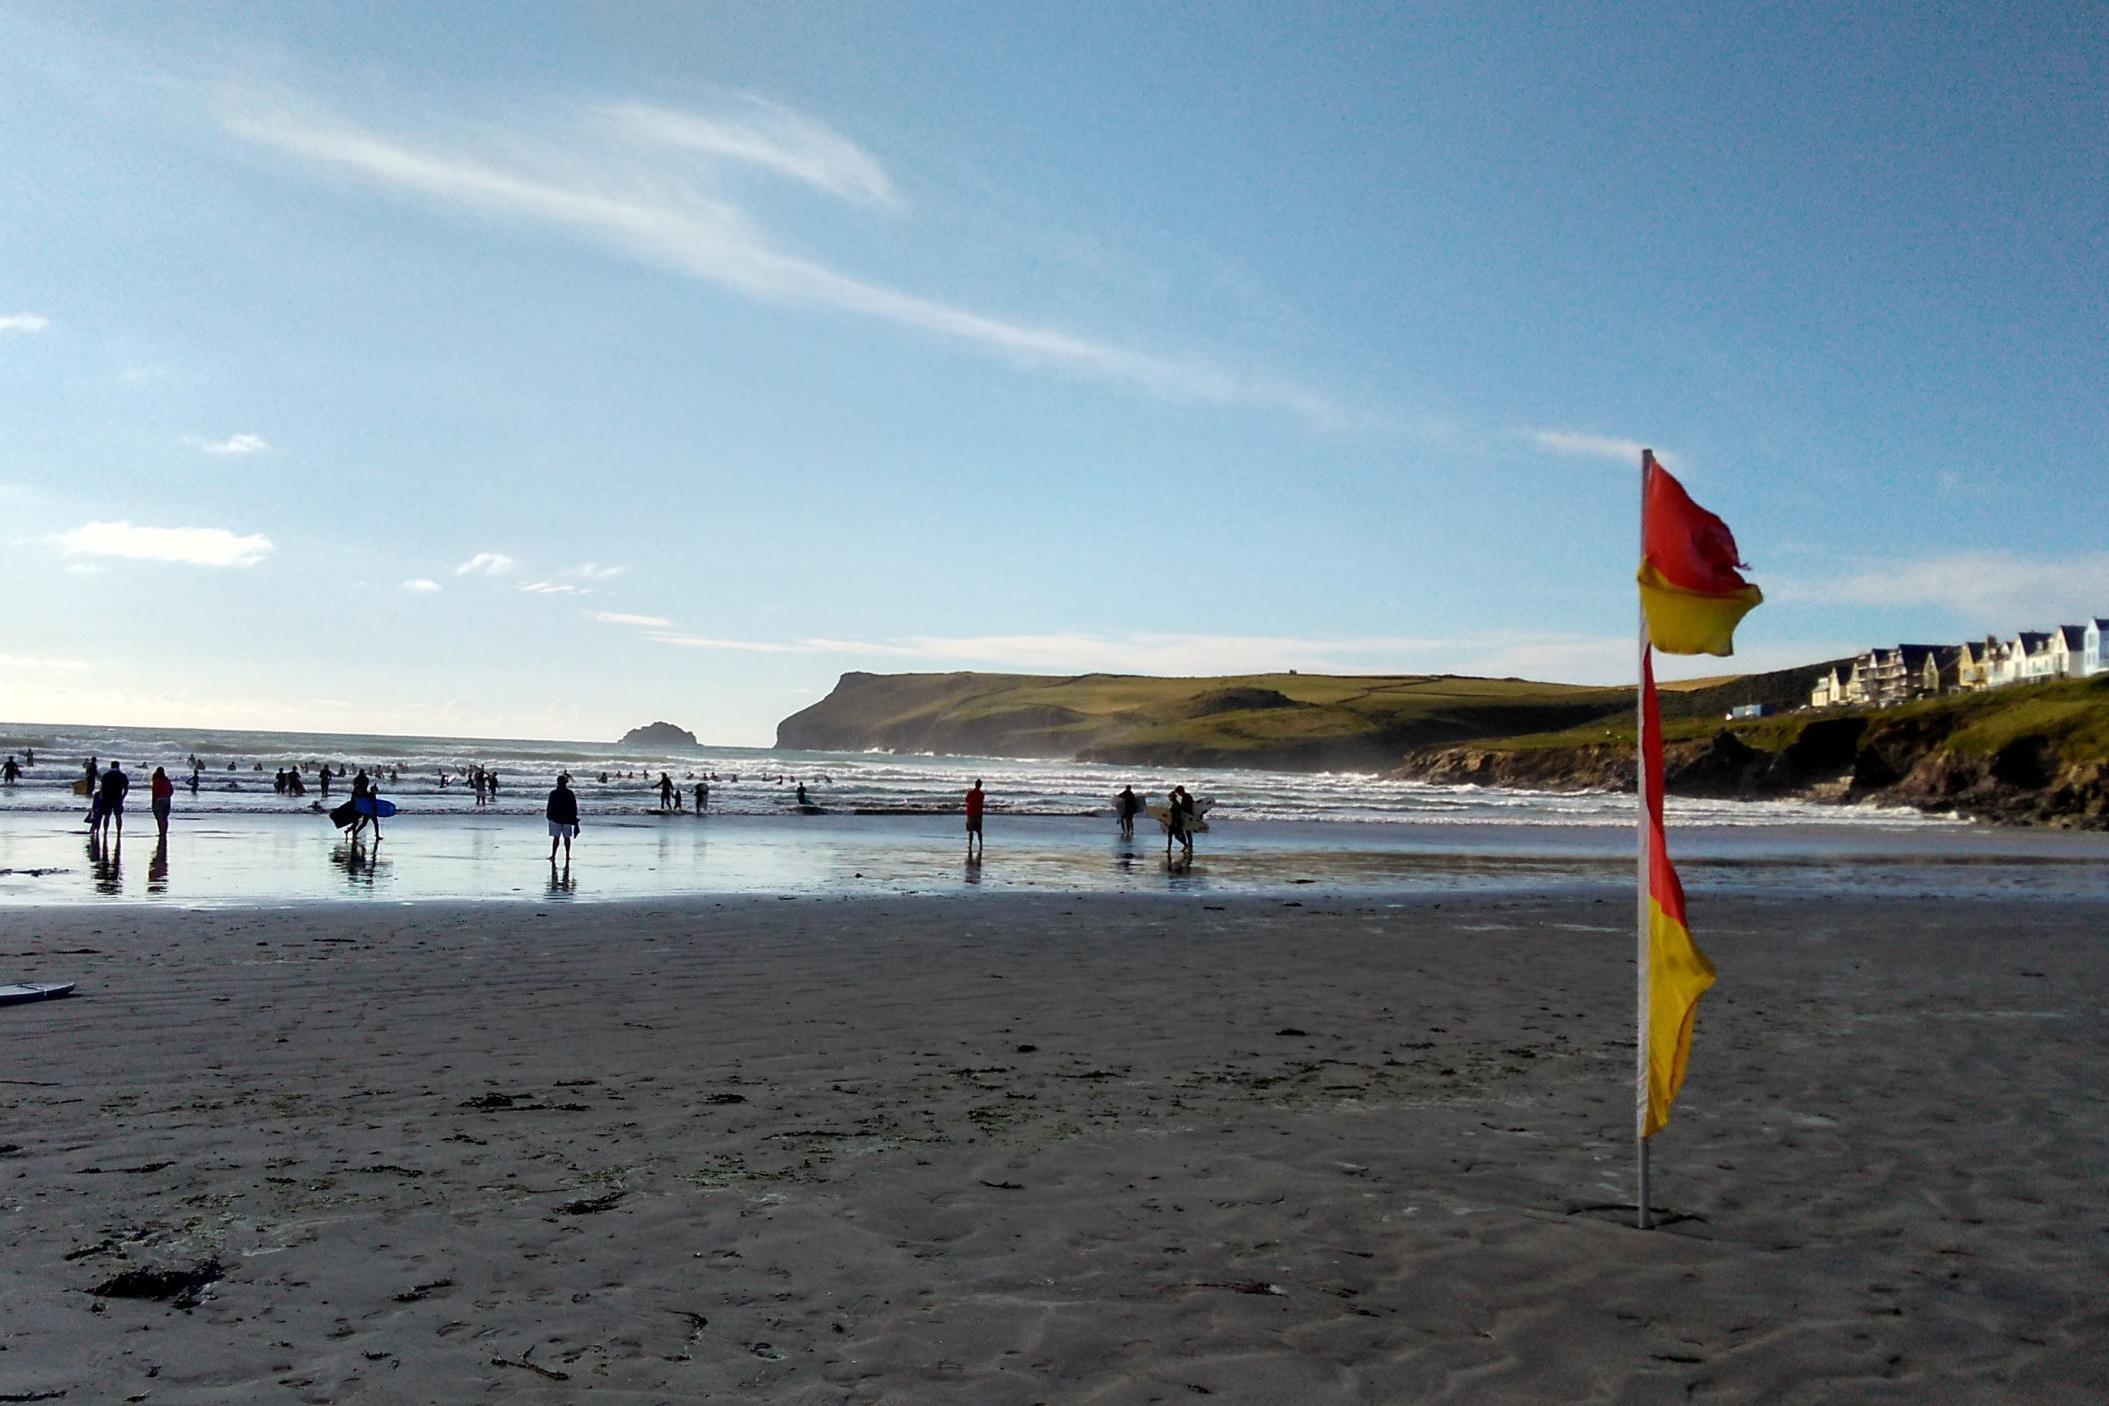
3 721 2106 906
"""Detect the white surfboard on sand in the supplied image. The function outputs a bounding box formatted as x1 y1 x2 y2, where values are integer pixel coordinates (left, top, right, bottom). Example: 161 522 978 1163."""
0 981 75 1006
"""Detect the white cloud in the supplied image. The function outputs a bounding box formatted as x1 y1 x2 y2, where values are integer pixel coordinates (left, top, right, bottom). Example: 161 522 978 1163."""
598 97 904 210
518 580 581 594
644 628 1569 678
0 652 89 673
217 94 1340 426
1531 429 1672 468
0 313 51 336
199 432 272 455
594 611 672 627
454 551 517 577
54 520 274 568
563 562 627 580
1772 551 2109 627
401 578 442 593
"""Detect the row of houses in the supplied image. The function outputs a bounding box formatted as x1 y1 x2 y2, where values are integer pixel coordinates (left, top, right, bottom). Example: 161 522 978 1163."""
1809 618 2109 709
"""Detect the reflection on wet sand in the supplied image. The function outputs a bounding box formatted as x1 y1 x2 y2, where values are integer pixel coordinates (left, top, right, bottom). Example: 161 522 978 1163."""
547 860 576 898
331 840 387 888
89 833 121 896
5 811 2109 907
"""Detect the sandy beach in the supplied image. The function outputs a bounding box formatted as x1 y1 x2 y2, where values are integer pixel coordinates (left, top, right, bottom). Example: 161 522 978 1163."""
3 891 2105 1402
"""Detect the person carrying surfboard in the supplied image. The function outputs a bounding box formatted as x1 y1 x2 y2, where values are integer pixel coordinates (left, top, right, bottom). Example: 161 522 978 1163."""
964 779 986 859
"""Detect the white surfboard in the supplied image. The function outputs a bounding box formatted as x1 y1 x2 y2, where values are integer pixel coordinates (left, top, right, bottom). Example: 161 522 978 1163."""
0 981 75 1006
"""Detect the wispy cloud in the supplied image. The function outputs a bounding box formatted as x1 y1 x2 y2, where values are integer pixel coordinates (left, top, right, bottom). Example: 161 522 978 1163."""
518 580 582 594
594 611 672 628
217 93 1340 426
1772 551 2109 626
563 562 627 580
54 520 274 568
402 578 442 593
1531 429 1668 467
198 432 272 455
0 652 89 673
454 551 516 577
598 97 903 210
0 313 50 336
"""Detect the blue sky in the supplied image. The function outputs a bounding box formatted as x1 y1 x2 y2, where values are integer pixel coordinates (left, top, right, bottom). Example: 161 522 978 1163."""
3 3 2104 744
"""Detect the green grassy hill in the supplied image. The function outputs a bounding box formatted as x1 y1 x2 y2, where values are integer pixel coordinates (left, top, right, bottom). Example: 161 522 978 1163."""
773 667 1819 771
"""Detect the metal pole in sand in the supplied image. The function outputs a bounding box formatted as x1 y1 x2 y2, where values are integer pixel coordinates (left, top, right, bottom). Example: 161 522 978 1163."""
1636 451 1654 1231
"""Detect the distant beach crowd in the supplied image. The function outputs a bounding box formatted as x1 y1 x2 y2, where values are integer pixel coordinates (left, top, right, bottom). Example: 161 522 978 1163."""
3 750 1219 875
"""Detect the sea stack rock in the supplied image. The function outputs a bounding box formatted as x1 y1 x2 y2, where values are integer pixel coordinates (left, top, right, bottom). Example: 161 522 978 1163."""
619 721 699 747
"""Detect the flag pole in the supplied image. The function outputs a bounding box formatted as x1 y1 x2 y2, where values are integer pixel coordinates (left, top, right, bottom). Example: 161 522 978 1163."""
1636 449 1653 1231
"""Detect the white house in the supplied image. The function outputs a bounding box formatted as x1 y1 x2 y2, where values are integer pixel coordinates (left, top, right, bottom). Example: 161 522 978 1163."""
2019 631 2061 682
2084 618 2109 676
1990 640 2024 691
2051 625 2089 679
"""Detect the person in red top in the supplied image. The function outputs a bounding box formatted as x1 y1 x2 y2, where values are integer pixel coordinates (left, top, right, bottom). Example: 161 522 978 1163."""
964 778 985 859
149 766 175 840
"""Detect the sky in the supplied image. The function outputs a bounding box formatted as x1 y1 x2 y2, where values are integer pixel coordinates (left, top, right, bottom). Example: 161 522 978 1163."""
3 3 2104 745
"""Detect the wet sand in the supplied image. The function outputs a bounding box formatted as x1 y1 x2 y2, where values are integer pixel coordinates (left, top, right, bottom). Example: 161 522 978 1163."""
2 893 2105 1402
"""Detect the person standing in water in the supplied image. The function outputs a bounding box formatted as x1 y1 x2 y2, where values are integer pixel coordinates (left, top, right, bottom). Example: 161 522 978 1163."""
964 778 985 859
693 780 709 813
657 772 678 813
1164 784 1192 861
97 761 129 840
1116 785 1139 839
546 773 581 862
150 766 174 840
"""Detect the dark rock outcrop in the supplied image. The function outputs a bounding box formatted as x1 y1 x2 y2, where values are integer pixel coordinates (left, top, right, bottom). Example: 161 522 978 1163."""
619 721 698 747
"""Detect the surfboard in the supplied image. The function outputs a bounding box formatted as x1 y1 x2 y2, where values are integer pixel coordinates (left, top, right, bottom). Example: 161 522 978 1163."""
72 778 92 796
353 796 398 818
1145 804 1209 834
0 981 75 1006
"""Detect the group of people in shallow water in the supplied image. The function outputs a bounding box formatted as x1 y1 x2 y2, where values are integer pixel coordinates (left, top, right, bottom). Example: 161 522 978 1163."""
19 752 1210 875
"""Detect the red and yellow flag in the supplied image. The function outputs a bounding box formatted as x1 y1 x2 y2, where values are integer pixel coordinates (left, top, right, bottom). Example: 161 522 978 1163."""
1640 647 1716 1135
1638 451 1755 1135
1637 452 1763 656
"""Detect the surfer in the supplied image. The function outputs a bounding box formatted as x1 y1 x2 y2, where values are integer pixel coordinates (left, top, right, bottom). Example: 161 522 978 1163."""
694 781 708 813
1164 785 1194 861
657 772 679 813
1 756 18 784
1116 785 1139 839
546 773 581 861
150 766 173 839
796 782 810 807
964 779 985 859
347 769 380 842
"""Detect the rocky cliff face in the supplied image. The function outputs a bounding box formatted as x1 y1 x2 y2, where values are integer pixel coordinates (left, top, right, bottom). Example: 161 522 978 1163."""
1394 714 2109 828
